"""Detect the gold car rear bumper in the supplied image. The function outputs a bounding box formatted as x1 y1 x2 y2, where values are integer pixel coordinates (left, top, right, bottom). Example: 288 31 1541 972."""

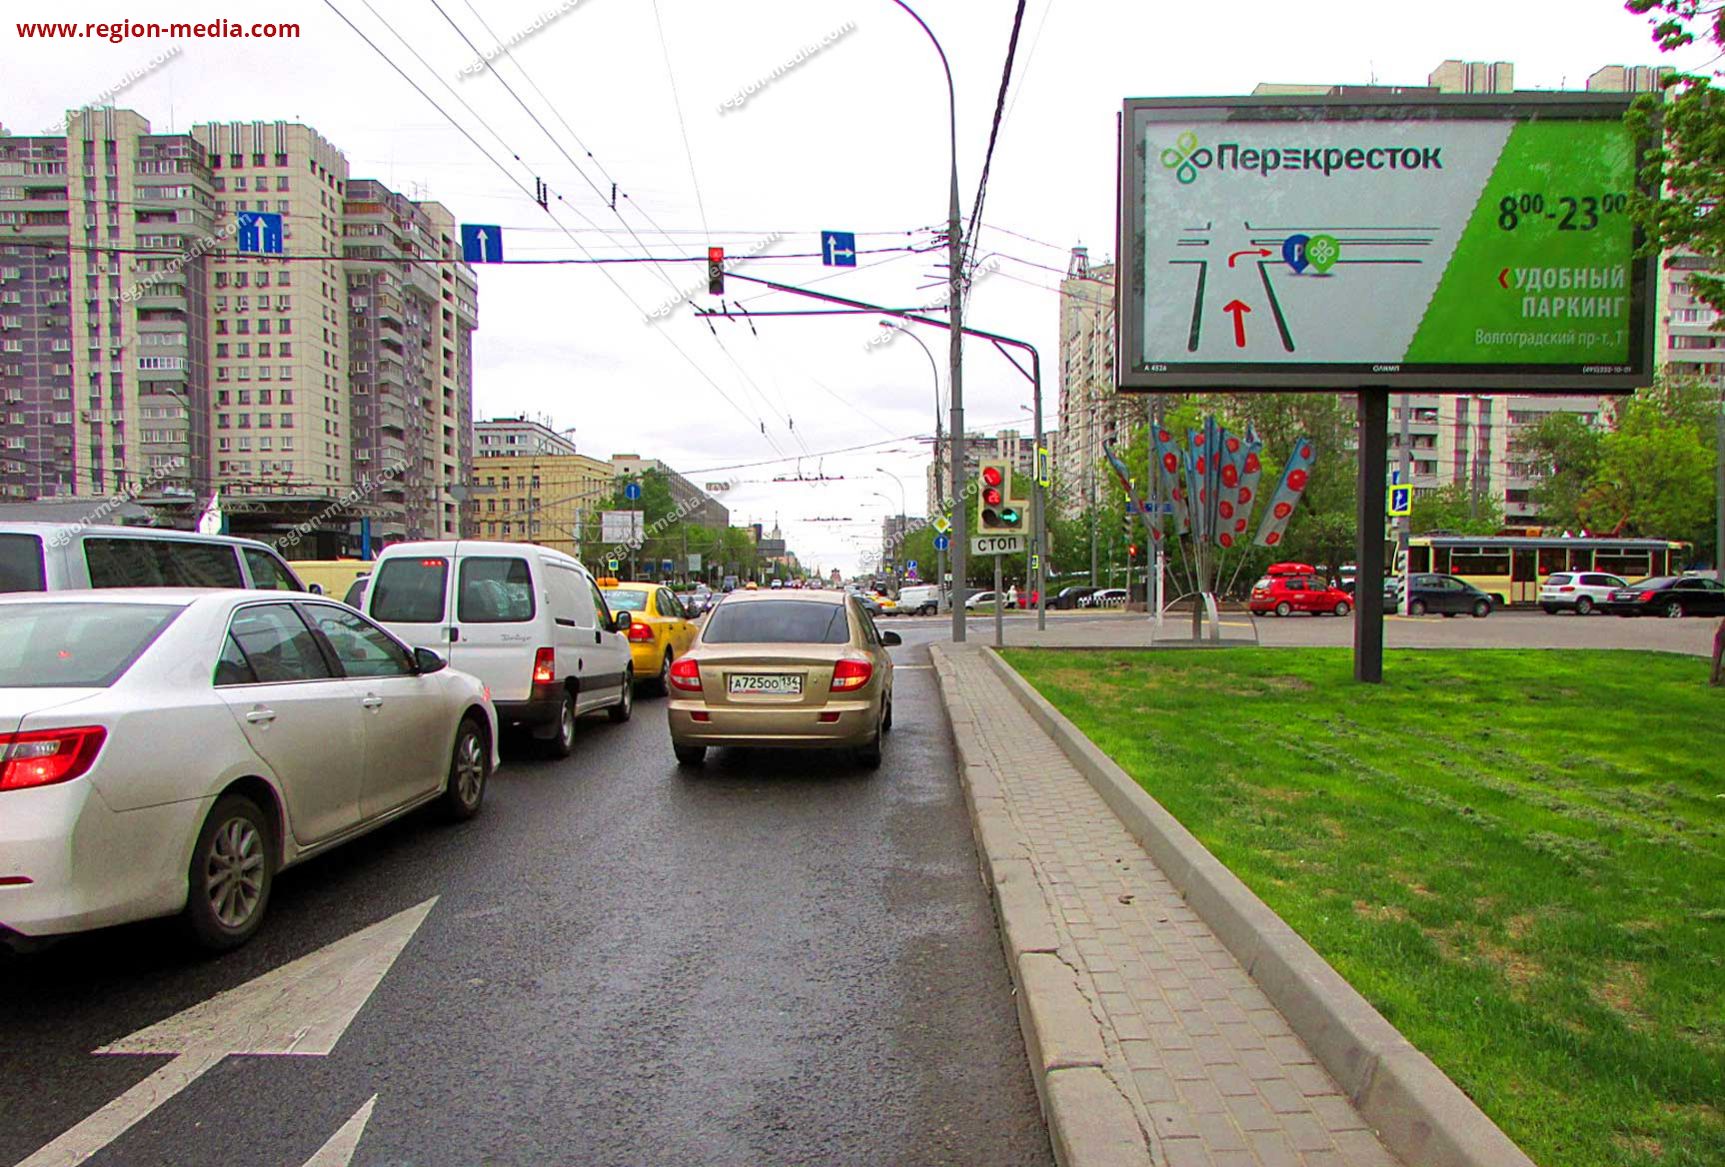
667 697 880 748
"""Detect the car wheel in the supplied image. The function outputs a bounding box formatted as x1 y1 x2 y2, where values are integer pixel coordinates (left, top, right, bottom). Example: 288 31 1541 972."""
882 693 894 732
1409 599 1427 616
438 715 488 822
608 668 635 722
181 794 273 952
674 744 706 767
1575 596 1593 616
542 690 576 759
1274 601 1292 617
1472 600 1491 618
1663 600 1685 619
1333 601 1351 617
656 651 673 697
856 718 884 769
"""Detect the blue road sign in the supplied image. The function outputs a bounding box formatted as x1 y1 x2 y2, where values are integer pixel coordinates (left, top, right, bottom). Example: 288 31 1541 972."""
623 481 642 501
236 212 284 255
662 559 674 573
1128 500 1176 515
1388 485 1413 518
933 534 951 552
460 223 504 264
820 230 857 267
906 560 918 572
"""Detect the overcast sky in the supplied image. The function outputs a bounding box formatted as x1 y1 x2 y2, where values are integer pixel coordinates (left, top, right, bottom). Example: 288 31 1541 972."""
4 1 1704 574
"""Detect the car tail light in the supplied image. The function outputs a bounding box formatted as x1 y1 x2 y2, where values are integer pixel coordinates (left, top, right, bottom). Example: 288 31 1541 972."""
831 658 873 692
1640 590 1657 602
0 727 107 792
626 621 655 643
669 657 703 692
1559 585 1574 592
532 648 555 685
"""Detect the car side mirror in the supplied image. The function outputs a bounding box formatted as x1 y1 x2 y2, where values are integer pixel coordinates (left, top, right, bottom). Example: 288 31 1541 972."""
881 631 902 646
414 646 448 674
614 611 632 632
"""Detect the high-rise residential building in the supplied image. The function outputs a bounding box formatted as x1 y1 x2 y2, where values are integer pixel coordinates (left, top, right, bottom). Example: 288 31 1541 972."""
1428 59 1515 93
609 454 729 529
1052 248 1130 518
473 450 612 558
342 179 475 541
475 416 579 458
0 108 216 501
926 428 1040 516
0 110 478 551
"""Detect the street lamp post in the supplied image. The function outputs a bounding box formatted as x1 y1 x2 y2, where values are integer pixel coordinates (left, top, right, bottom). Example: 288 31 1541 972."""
889 0 965 643
879 321 946 609
875 465 909 588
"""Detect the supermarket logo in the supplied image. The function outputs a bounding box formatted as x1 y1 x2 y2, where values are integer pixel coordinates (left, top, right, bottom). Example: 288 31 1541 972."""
1161 132 1201 184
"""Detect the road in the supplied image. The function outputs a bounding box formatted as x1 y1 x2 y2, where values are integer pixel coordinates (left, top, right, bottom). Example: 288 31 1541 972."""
0 628 1052 1167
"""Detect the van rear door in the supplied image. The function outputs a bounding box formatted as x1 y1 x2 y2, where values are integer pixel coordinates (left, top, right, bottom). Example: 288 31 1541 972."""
367 552 453 658
447 552 540 703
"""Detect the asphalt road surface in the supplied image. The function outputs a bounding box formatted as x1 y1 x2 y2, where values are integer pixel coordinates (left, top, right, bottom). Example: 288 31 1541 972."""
0 632 1052 1167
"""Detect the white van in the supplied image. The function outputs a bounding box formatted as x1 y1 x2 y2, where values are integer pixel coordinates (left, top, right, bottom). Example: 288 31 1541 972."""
362 540 634 756
0 522 306 593
897 584 942 615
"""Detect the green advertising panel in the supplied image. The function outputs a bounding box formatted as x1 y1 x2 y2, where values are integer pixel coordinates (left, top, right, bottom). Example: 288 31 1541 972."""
1118 96 1657 392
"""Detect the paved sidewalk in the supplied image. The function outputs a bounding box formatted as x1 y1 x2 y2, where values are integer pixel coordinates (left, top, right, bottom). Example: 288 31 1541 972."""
938 646 1398 1167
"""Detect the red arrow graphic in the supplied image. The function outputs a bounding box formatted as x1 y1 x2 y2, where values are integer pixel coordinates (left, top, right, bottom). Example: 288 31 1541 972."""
1223 300 1251 347
1498 267 1511 289
1228 248 1272 268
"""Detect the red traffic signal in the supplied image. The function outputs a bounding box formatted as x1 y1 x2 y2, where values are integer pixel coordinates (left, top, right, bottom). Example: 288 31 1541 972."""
1128 544 1138 558
707 246 725 295
982 486 1003 506
981 465 1003 488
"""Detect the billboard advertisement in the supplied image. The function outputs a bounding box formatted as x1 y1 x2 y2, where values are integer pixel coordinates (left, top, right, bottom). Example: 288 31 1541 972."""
1117 95 1657 391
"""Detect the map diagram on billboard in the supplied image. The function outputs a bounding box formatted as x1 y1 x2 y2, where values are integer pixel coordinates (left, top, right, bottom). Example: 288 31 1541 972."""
1121 100 1653 390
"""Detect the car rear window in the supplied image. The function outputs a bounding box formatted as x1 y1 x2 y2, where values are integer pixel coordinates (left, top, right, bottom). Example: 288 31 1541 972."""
702 600 850 645
84 537 244 588
457 557 535 623
602 589 648 612
0 534 46 593
371 556 449 623
1252 577 1272 591
0 602 181 687
1546 573 1573 585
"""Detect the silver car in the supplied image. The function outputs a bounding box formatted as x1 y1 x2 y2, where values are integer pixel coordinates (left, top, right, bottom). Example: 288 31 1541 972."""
0 590 499 952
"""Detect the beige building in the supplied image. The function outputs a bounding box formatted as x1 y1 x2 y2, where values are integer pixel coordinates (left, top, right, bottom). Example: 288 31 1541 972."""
1052 248 1131 518
474 452 613 557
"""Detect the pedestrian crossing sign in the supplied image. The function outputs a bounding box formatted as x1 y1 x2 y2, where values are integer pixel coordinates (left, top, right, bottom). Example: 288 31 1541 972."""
1387 485 1412 517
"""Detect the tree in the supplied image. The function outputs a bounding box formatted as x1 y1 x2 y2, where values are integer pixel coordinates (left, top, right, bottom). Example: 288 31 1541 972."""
1409 481 1505 537
1519 412 1604 531
1626 1 1725 313
1581 377 1717 551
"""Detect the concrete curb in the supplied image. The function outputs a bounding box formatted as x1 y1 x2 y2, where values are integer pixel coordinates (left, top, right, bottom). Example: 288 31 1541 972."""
930 646 1152 1167
977 646 1536 1167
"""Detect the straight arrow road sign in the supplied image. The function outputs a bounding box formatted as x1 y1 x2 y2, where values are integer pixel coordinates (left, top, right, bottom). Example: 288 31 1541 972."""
460 223 504 264
18 898 437 1167
820 230 857 267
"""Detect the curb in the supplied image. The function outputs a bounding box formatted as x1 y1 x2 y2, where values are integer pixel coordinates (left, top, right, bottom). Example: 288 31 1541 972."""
976 645 1536 1167
930 645 1153 1167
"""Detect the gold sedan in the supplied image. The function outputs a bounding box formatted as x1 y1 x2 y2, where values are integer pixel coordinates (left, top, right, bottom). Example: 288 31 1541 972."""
666 589 899 768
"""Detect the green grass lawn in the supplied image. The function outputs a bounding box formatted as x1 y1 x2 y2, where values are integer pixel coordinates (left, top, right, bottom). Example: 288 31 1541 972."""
1001 647 1724 1167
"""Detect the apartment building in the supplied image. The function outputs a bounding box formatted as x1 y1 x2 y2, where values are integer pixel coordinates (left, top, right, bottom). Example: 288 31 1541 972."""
0 110 477 551
473 451 612 558
0 108 216 501
925 427 1041 517
1052 248 1129 518
475 415 578 458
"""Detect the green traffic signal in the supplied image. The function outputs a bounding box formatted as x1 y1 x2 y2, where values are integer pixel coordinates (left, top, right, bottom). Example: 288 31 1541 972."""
999 506 1022 527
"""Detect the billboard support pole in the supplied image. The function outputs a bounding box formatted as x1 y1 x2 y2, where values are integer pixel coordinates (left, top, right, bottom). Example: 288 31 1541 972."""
1355 387 1390 683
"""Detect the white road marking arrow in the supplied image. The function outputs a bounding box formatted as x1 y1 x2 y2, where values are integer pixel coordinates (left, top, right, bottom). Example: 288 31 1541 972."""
17 897 437 1167
301 1095 378 1167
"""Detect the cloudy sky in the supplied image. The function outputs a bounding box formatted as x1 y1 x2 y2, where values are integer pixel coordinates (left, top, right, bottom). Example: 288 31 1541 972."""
3 1 1703 574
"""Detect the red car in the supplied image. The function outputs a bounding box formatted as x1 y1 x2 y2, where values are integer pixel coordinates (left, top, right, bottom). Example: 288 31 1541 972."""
1248 563 1353 617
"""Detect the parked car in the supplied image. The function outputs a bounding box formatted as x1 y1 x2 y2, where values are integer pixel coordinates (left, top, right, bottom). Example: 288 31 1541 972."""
965 590 1004 610
1604 575 1725 618
1049 586 1099 610
0 590 498 952
1401 573 1493 617
898 584 943 615
667 590 898 769
362 540 633 757
1538 571 1627 615
0 522 305 594
1082 588 1129 609
1248 570 1352 617
601 581 700 695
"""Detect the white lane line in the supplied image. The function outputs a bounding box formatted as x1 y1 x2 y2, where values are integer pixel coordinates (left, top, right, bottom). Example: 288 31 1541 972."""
18 898 436 1167
301 1095 379 1167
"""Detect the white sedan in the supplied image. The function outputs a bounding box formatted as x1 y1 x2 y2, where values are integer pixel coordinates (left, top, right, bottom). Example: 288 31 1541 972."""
0 590 499 952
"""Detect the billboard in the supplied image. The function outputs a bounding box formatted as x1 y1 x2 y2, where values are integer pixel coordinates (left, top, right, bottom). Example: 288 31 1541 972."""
1117 95 1657 391
600 510 644 547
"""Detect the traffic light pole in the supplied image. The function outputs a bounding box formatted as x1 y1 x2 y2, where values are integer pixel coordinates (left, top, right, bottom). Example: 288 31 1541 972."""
994 554 1004 648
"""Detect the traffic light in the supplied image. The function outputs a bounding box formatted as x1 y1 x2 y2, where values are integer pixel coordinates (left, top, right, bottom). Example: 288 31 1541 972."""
978 461 1024 533
708 246 725 295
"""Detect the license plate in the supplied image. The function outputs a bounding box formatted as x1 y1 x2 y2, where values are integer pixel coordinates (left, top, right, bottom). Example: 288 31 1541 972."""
728 673 803 696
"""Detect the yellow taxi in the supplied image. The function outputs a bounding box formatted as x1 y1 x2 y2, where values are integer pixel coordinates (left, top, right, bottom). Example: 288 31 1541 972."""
599 580 700 695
